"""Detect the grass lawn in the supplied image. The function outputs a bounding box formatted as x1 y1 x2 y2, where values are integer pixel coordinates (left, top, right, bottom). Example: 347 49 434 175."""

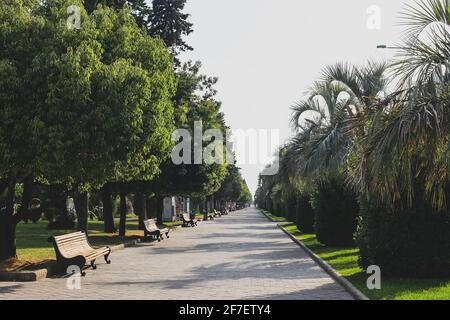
262 211 450 300
162 213 204 228
260 210 287 222
13 215 185 264
15 218 140 263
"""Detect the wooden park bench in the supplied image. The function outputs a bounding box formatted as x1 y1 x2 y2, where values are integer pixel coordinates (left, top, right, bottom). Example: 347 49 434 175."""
48 231 111 276
181 213 198 227
143 219 170 242
213 210 222 218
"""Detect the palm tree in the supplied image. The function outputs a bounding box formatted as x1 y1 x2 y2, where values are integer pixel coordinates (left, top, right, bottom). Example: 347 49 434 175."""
289 62 388 179
355 0 450 209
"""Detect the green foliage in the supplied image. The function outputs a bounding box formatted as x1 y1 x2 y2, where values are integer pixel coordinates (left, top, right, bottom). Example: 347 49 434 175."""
155 61 228 198
239 179 252 204
289 61 387 179
357 196 450 278
85 0 193 58
311 177 359 246
255 0 450 281
284 195 296 223
350 0 450 210
283 223 450 300
0 1 175 189
107 0 152 30
273 199 285 218
149 0 193 53
215 165 251 204
295 192 315 233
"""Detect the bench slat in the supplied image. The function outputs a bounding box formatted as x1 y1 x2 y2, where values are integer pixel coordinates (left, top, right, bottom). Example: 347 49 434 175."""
48 231 111 274
143 219 170 241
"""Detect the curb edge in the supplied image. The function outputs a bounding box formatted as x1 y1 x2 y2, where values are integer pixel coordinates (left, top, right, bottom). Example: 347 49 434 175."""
276 224 369 301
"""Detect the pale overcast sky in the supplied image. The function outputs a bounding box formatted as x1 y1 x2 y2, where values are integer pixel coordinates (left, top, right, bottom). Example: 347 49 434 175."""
179 0 415 196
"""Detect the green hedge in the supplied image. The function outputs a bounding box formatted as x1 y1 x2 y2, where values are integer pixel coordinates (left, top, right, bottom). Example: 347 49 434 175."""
357 197 450 278
295 192 315 233
311 177 359 246
285 196 297 222
273 200 285 217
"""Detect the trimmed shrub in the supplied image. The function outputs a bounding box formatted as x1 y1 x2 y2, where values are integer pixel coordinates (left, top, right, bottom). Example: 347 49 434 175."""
311 177 359 246
285 196 297 222
357 197 450 278
273 200 285 217
295 192 315 233
266 197 273 213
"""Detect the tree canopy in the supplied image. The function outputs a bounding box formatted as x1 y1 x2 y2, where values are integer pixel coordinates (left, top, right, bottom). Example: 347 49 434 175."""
0 0 175 190
0 0 176 257
82 0 193 55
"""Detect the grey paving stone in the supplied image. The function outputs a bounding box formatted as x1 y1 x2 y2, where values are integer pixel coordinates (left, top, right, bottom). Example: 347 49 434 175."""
0 208 353 300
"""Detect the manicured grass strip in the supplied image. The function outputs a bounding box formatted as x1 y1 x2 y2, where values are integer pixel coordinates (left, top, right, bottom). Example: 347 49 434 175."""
278 219 450 300
260 210 287 222
163 221 183 228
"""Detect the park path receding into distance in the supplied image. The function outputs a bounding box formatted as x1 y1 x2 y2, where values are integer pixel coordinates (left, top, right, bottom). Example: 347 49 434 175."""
0 208 353 300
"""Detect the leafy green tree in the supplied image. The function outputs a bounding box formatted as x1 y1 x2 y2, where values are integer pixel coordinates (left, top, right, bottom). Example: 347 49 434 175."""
215 164 250 205
0 0 175 260
238 179 252 205
83 0 151 29
87 0 193 54
149 0 193 53
147 61 227 222
0 0 46 261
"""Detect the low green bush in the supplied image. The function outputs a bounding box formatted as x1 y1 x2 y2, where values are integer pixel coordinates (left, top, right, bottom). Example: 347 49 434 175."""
311 177 359 246
357 197 450 278
272 199 286 217
295 192 315 233
285 196 297 222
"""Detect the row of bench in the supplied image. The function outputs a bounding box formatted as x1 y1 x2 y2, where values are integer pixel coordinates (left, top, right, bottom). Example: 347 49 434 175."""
48 212 217 276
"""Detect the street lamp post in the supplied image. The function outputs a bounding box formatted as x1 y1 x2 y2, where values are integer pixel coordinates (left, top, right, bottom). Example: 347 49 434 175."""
377 44 404 50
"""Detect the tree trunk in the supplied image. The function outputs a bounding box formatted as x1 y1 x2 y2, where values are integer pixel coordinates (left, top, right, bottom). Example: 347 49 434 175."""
102 186 115 233
119 193 127 237
49 185 71 228
200 200 207 221
0 179 8 195
146 196 153 219
156 195 164 224
210 195 215 211
134 193 147 230
0 215 16 261
56 193 69 223
0 177 17 261
75 192 89 233
15 177 34 223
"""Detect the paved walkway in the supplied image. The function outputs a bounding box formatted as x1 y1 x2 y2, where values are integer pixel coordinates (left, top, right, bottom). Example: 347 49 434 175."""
0 208 353 300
